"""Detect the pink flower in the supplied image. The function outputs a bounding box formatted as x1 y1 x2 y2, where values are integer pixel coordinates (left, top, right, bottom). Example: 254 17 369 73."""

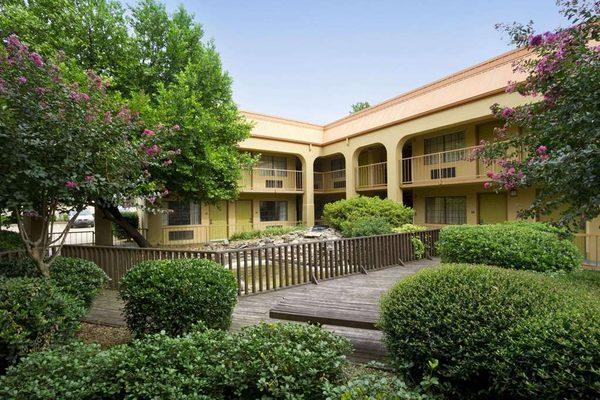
507 167 515 175
486 171 494 178
163 159 172 165
0 78 6 93
505 82 516 93
148 196 157 204
18 76 27 84
29 52 44 67
483 182 492 189
162 189 170 196
172 124 181 131
85 175 94 182
536 145 547 155
103 112 112 124
65 180 77 188
146 144 160 156
7 35 22 49
529 34 543 46
501 107 514 119
142 129 155 136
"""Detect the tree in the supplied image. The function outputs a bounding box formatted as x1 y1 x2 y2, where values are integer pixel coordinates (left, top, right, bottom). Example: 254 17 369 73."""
0 35 172 275
350 101 371 114
479 0 599 229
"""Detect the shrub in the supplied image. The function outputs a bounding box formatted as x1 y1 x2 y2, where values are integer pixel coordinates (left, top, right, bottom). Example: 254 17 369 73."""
229 224 304 241
437 222 582 272
0 277 85 372
120 258 237 337
392 224 427 233
323 371 432 400
0 323 352 400
340 215 392 237
0 257 108 308
111 211 139 240
323 196 413 231
0 230 22 251
379 264 600 399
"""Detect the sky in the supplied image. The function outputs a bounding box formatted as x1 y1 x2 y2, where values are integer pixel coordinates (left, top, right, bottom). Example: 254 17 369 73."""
162 0 569 124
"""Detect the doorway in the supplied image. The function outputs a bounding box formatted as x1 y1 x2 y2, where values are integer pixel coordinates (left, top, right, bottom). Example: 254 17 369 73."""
478 193 507 224
209 201 228 240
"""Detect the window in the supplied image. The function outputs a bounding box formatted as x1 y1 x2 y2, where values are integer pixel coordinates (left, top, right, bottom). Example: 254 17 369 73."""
425 196 466 225
424 132 465 164
165 201 200 226
259 155 287 177
260 201 288 221
330 158 345 171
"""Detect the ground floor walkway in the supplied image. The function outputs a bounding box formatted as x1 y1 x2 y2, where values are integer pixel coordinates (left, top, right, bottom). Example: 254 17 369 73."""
85 258 439 362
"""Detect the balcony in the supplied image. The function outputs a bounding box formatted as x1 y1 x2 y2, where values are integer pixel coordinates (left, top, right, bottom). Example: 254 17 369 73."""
314 169 346 193
401 145 502 187
240 168 303 193
356 162 387 191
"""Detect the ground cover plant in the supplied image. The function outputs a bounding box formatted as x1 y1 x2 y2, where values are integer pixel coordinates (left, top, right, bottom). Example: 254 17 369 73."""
229 224 304 241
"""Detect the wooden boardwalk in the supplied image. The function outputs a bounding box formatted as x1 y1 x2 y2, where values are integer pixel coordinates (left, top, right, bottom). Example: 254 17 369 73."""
85 258 438 362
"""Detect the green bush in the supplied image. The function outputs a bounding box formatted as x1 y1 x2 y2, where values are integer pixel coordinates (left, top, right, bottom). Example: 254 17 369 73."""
0 277 85 372
0 323 351 400
323 371 432 400
0 257 108 308
340 215 393 237
437 222 582 272
323 196 413 231
111 211 139 240
392 224 427 233
120 258 237 337
0 230 22 251
379 264 600 399
229 224 304 241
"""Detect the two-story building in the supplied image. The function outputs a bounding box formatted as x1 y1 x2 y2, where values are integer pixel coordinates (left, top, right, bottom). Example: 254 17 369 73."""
132 46 598 263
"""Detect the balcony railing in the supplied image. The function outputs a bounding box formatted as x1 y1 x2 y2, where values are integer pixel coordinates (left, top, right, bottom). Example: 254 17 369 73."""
314 169 346 193
401 145 503 187
356 162 387 190
240 168 303 193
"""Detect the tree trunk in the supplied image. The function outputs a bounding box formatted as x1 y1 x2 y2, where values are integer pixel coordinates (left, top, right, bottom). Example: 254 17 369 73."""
98 205 151 248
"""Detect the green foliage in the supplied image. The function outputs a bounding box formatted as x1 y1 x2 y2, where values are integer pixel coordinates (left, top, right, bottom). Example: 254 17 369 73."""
379 264 600 399
340 216 392 237
437 222 582 272
480 2 600 227
0 257 108 309
0 277 85 372
392 224 427 233
229 224 304 241
111 211 139 240
0 230 22 251
0 323 352 399
120 258 237 337
411 237 425 260
324 196 413 232
323 371 433 400
350 101 371 114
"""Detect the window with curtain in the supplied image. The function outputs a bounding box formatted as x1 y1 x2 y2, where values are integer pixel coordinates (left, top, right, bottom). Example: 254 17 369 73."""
259 155 287 176
259 201 288 221
425 196 466 225
424 132 466 164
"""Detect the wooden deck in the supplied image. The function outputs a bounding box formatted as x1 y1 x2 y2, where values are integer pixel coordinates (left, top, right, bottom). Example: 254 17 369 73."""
85 258 438 362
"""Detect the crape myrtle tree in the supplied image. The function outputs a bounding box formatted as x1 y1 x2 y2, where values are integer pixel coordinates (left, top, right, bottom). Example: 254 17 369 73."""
0 35 175 275
479 0 599 229
0 0 254 246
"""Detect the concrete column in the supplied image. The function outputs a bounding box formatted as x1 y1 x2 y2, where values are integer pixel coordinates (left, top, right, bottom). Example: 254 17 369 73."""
344 151 357 199
386 144 402 203
146 212 163 246
94 206 113 246
302 158 315 227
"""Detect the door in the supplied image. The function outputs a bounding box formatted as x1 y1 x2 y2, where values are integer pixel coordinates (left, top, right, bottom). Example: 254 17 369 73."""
209 201 228 240
478 193 507 224
235 200 253 233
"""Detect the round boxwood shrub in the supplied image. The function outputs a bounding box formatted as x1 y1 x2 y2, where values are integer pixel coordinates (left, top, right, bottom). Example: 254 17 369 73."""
0 256 108 308
0 323 351 400
120 258 238 336
323 196 413 231
0 277 85 372
437 222 582 272
379 264 600 399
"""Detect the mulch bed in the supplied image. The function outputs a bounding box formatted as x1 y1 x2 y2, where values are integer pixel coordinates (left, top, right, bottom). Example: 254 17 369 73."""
77 322 131 349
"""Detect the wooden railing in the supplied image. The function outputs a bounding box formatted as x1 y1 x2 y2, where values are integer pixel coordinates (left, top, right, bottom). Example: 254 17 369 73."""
574 233 600 270
161 221 304 245
62 229 440 291
239 168 303 193
314 169 346 193
356 162 387 190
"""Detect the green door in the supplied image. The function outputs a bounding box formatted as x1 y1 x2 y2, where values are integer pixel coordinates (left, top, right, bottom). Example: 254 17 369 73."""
479 193 507 224
235 200 253 233
209 201 228 240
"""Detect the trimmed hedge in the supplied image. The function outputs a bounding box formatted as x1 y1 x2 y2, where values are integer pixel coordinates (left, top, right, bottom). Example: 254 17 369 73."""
379 264 600 399
0 230 22 251
323 196 413 232
340 215 392 237
120 258 238 337
437 222 582 272
0 277 85 372
0 257 108 308
0 323 352 399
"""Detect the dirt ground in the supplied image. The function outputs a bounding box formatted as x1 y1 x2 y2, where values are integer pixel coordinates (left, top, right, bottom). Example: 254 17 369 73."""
77 322 131 349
